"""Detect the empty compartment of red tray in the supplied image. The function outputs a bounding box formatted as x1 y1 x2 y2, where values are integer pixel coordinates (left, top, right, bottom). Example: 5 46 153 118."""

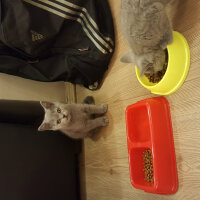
126 105 151 143
129 148 154 191
126 97 178 195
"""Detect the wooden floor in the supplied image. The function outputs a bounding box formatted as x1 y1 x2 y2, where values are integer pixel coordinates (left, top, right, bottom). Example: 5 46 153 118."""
76 0 200 199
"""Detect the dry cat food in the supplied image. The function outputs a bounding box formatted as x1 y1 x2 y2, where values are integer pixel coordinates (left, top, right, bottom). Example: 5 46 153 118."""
145 50 168 83
143 150 154 183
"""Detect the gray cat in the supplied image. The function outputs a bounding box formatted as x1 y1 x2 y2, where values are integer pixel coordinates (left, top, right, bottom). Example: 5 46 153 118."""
121 0 173 76
38 96 109 139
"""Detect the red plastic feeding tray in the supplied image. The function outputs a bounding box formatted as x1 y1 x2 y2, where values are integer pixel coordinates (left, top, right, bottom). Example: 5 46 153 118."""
125 97 178 194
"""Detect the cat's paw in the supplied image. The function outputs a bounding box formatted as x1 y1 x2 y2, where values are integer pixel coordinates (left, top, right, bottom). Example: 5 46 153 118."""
102 117 109 126
101 104 108 113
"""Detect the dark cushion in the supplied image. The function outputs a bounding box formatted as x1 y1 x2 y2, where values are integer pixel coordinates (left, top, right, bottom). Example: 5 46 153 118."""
0 123 80 200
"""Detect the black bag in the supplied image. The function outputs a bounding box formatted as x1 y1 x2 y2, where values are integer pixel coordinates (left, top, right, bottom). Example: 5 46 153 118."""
0 0 115 89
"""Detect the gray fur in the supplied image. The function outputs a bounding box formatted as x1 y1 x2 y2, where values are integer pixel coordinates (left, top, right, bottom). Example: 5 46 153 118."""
121 0 173 76
38 97 108 139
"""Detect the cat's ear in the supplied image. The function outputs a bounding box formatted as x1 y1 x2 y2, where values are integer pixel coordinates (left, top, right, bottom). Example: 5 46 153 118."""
38 122 52 131
120 52 134 63
40 101 54 109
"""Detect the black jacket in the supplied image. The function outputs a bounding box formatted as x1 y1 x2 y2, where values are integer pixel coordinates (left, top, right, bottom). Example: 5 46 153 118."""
0 0 115 89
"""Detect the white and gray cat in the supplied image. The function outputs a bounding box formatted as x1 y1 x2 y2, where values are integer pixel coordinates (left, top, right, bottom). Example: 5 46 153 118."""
38 96 109 139
121 0 174 76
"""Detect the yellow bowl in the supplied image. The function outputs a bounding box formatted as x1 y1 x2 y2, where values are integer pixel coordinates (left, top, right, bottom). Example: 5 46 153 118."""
136 31 190 95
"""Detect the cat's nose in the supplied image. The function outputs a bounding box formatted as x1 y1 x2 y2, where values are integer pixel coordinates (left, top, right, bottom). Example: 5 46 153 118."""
63 115 68 119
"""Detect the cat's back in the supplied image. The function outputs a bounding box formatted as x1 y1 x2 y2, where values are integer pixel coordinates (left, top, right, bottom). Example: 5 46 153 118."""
121 0 167 27
121 0 171 50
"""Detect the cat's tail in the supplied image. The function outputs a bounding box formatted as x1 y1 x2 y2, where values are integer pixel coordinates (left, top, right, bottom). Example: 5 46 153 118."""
82 96 95 104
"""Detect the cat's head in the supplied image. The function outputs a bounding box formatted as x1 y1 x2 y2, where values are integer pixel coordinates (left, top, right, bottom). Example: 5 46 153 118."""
38 101 71 131
120 50 166 76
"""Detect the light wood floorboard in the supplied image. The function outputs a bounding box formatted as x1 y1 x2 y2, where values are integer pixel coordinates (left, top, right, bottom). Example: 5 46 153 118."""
77 1 200 199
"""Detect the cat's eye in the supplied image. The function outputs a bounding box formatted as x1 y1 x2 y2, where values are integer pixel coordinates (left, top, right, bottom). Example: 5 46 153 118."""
57 108 61 113
57 119 61 124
